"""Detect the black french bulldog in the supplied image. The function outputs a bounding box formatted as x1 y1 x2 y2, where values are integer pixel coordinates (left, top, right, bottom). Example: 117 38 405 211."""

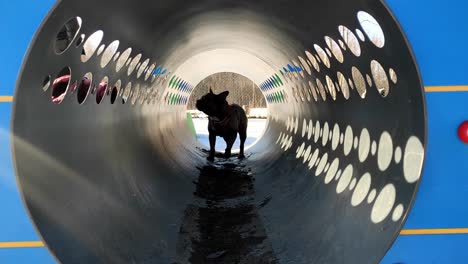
196 89 248 161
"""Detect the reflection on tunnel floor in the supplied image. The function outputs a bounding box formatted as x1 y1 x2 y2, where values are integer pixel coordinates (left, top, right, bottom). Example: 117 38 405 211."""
174 159 277 264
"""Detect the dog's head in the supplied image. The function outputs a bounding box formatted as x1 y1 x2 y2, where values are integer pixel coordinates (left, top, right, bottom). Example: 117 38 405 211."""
196 89 229 117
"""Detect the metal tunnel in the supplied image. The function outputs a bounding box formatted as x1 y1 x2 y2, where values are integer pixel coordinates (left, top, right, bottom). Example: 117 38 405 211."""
11 0 426 263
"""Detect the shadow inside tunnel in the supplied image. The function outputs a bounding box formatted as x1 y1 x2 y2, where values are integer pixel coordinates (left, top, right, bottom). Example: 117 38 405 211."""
173 158 277 264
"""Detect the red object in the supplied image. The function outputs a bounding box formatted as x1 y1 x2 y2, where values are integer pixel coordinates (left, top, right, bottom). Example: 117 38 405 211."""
458 121 468 143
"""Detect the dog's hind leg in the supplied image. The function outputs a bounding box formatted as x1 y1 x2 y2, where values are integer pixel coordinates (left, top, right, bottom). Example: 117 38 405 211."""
208 132 216 161
238 128 246 159
224 134 237 158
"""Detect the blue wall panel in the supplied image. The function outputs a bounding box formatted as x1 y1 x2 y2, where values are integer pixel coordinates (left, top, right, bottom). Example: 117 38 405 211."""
0 103 55 264
404 92 468 229
0 104 41 242
386 0 468 86
0 248 55 264
0 0 56 95
0 1 56 263
382 234 468 264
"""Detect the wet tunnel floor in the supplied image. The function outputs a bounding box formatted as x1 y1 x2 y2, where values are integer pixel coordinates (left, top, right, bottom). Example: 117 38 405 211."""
174 157 277 264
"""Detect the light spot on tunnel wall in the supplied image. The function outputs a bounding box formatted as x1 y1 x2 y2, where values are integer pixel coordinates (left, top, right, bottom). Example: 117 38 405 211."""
392 204 404 222
296 142 305 158
371 183 396 223
303 145 312 163
308 149 319 169
335 170 342 181
307 119 314 140
394 146 402 164
343 125 353 156
315 153 328 176
325 158 339 184
275 111 423 227
322 122 330 146
358 128 370 162
351 172 371 206
349 177 357 191
377 131 393 171
336 164 353 194
302 119 308 137
403 136 424 184
332 124 340 151
368 189 377 204
314 121 321 143
371 140 377 156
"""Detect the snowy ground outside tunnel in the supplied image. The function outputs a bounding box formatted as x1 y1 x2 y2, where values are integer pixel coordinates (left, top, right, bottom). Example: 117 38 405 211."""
192 118 267 152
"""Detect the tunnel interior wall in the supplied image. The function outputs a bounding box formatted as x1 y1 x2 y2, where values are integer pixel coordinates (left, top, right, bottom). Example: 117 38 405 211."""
11 0 426 263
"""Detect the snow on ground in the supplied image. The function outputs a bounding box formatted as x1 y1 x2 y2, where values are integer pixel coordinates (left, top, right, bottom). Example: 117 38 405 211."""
193 118 267 152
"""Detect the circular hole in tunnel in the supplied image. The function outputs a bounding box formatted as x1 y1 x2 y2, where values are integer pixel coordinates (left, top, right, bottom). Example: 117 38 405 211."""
75 34 85 47
77 72 93 104
51 67 71 104
109 80 121 104
96 76 109 104
54 17 82 54
80 30 104 63
187 72 268 153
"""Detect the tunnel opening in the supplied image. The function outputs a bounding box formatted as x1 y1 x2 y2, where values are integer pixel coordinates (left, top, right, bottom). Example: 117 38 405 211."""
187 72 268 153
12 0 426 263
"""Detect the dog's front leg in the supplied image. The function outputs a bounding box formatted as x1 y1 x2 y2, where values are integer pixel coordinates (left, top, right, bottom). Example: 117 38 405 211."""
224 134 237 158
208 132 216 161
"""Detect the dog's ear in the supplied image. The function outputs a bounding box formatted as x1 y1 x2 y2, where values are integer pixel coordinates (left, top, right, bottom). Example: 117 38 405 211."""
209 88 214 94
219 91 229 100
